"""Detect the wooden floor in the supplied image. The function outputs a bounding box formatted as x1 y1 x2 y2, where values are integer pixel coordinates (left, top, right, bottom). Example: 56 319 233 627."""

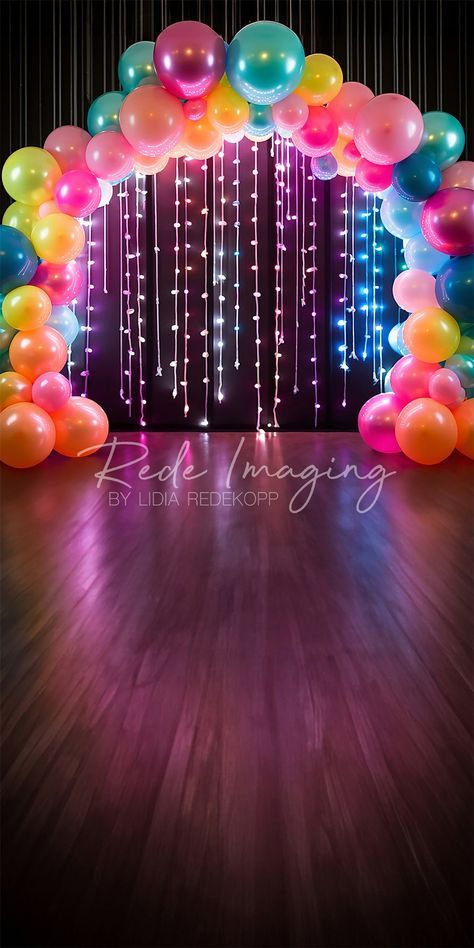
1 432 473 948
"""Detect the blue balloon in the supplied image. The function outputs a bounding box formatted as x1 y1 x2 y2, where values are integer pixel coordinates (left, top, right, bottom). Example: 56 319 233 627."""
445 354 474 389
46 305 80 347
388 321 409 356
417 111 465 170
0 225 38 296
404 233 449 273
118 41 156 93
435 255 474 325
226 21 305 105
311 154 338 181
244 103 275 138
87 91 125 135
392 153 442 202
380 189 423 240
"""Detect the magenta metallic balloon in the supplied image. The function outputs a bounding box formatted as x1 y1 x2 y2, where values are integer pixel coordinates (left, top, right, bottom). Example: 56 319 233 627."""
154 21 226 100
421 187 474 257
358 393 405 453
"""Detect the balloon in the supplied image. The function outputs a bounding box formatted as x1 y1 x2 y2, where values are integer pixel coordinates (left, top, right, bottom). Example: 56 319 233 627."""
0 225 38 295
55 169 101 218
38 199 60 218
392 269 438 311
155 21 225 100
343 141 361 163
226 21 304 105
435 255 474 323
417 111 465 170
403 233 449 273
0 371 32 411
392 153 441 202
98 179 114 206
2 147 62 206
358 392 405 453
310 153 338 181
355 158 393 193
87 91 126 135
85 130 135 182
2 285 52 331
395 397 457 464
180 117 222 159
2 202 41 239
134 153 169 175
390 355 438 401
0 314 17 353
32 371 71 413
31 213 85 265
295 54 343 107
452 399 474 459
9 326 68 381
388 323 405 355
244 104 274 139
272 93 308 133
224 130 245 144
444 354 474 390
118 41 156 93
428 368 464 406
380 189 423 239
119 86 185 158
292 106 338 158
0 402 56 468
183 98 207 121
354 94 424 165
421 188 474 257
327 81 374 136
384 367 394 392
46 305 80 346
457 336 474 357
331 134 358 177
440 161 474 191
44 125 91 173
52 396 109 457
404 307 461 362
30 260 82 306
207 84 250 135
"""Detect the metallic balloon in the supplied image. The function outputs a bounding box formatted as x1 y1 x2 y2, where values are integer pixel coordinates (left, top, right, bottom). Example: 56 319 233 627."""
310 153 338 181
118 41 156 93
380 189 423 240
421 187 474 257
87 91 126 135
392 153 442 202
154 21 226 100
226 21 305 105
244 103 275 138
435 255 474 323
417 111 465 170
0 225 38 295
403 233 449 274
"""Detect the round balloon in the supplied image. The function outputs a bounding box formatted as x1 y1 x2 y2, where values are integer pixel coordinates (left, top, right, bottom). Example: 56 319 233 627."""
445 354 474 390
226 21 304 105
55 169 101 218
0 371 32 411
85 131 135 182
457 335 474 357
119 86 185 157
2 202 41 239
31 213 85 265
417 111 465 170
452 399 474 459
440 161 474 191
380 189 423 239
390 355 438 401
134 154 169 175
295 54 343 106
0 401 56 467
183 99 207 122
392 153 442 202
435 254 474 323
395 397 458 464
403 233 449 273
180 117 222 159
358 392 405 453
2 285 52 331
0 314 16 354
272 93 308 133
331 134 358 177
52 396 109 457
327 81 374 136
32 372 72 413
355 158 393 193
428 368 464 407
44 125 91 173
154 22 225 100
292 106 338 158
354 94 424 165
2 147 62 205
9 325 68 381
392 269 438 312
87 91 126 135
0 225 38 295
244 104 275 138
118 42 156 93
310 153 338 181
30 260 82 306
206 84 250 135
421 188 474 257
46 305 80 346
403 307 461 362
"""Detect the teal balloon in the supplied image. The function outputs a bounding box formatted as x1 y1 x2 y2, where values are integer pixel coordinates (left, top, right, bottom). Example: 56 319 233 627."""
445 354 474 389
380 189 423 240
226 21 305 105
244 103 274 137
388 322 409 356
46 305 80 347
417 111 465 170
435 255 474 325
0 224 38 295
392 153 441 202
0 349 13 372
118 41 156 93
87 91 125 135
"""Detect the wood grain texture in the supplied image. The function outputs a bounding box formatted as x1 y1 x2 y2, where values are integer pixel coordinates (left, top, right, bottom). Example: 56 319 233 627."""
1 432 473 948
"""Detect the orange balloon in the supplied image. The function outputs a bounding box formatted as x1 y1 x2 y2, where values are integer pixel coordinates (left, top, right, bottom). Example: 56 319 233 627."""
134 153 169 175
207 85 249 134
395 397 458 464
0 402 56 467
180 117 222 159
452 399 474 459
331 133 357 176
0 371 32 411
31 213 85 264
403 308 461 362
2 285 52 331
52 396 109 457
9 326 68 381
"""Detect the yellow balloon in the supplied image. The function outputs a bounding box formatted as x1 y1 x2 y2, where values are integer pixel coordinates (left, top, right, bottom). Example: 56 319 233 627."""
2 147 62 205
207 85 249 135
331 133 356 177
31 213 85 265
456 335 474 357
0 371 32 411
2 285 52 331
2 202 41 238
404 308 461 362
296 54 343 106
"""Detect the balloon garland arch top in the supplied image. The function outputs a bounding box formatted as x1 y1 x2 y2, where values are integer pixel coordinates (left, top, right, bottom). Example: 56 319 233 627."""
0 19 473 466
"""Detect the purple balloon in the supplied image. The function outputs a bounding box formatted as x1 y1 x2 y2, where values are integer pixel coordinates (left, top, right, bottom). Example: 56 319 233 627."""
358 393 405 453
421 187 474 257
154 21 226 100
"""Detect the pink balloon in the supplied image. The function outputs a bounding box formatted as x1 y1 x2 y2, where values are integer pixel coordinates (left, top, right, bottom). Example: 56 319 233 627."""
85 131 135 182
30 261 83 306
327 81 374 136
119 86 185 158
428 368 464 406
439 161 474 191
292 107 338 158
154 21 226 100
55 170 101 218
354 94 424 165
183 98 207 121
392 269 438 312
32 372 72 413
343 140 361 163
272 93 309 132
390 355 438 402
355 158 394 193
421 187 474 256
358 392 405 453
38 199 60 218
44 125 91 173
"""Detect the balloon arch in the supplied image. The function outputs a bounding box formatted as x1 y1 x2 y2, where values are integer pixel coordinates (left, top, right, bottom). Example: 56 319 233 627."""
1 19 473 467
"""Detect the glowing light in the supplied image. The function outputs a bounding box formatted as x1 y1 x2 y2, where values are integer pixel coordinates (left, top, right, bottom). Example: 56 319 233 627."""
171 158 180 399
251 142 262 429
81 213 94 396
233 140 241 370
152 174 162 377
134 172 146 426
216 149 226 404
202 161 210 425
182 160 190 416
102 203 108 295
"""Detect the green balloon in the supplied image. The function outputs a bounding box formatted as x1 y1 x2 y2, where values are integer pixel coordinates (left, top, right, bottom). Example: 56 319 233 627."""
445 354 474 389
417 111 465 170
226 21 305 105
118 41 156 93
87 91 125 135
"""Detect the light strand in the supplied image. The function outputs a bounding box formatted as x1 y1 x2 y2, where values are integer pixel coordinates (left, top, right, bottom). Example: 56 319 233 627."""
273 135 283 428
233 140 240 370
362 189 370 360
216 147 226 403
293 142 299 395
251 143 262 429
171 157 180 399
118 184 125 399
134 172 146 426
338 187 349 408
153 173 162 377
300 153 307 309
182 159 190 416
309 174 319 427
81 213 94 396
123 178 133 415
372 192 378 383
201 161 210 426
349 178 358 360
102 203 108 295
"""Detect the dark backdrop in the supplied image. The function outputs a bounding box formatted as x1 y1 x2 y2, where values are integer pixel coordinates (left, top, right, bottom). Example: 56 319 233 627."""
1 0 472 430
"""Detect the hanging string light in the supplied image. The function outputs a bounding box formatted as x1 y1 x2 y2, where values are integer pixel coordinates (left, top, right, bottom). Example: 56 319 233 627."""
123 177 134 415
349 178 358 360
102 203 108 295
361 189 370 361
309 173 319 427
337 187 349 408
182 159 191 416
171 157 180 399
81 213 94 397
118 184 125 399
273 135 283 428
152 173 162 377
233 140 240 371
216 147 226 404
293 141 299 395
201 160 210 426
134 171 146 427
300 153 307 310
251 142 262 429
